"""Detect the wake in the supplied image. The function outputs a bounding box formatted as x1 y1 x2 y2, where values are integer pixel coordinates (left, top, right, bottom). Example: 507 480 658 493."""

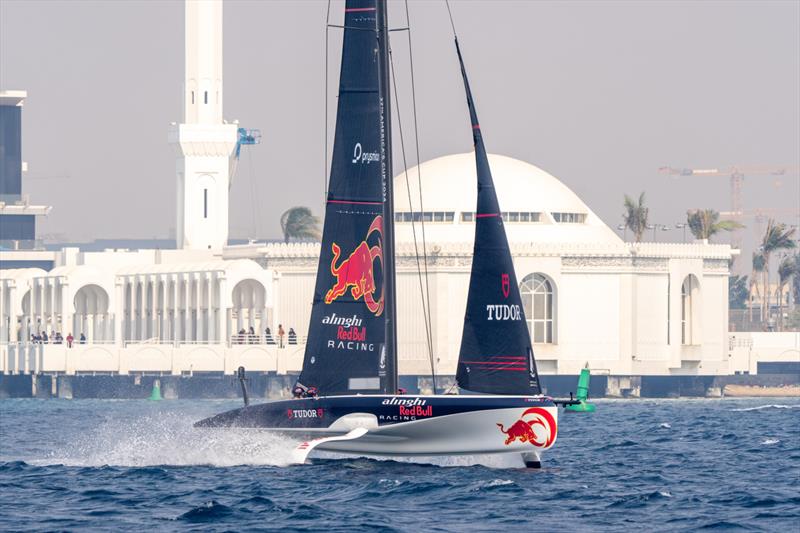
32 411 297 468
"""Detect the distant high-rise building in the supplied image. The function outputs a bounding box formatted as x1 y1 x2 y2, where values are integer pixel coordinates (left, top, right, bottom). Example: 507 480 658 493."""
0 90 51 252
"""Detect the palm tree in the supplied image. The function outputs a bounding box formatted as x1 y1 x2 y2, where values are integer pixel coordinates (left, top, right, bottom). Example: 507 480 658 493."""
749 252 765 322
760 219 797 322
776 256 795 330
280 206 321 243
623 192 648 242
728 274 749 309
686 209 743 242
793 254 800 309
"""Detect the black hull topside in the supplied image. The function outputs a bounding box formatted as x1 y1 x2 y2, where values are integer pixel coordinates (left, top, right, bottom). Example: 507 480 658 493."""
195 395 555 433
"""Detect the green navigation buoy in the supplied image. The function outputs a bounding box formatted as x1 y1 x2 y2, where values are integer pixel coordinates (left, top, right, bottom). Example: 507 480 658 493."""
565 365 595 413
149 379 163 401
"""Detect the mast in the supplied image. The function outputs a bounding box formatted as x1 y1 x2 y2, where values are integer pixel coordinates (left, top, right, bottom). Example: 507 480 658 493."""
296 0 392 396
377 0 398 393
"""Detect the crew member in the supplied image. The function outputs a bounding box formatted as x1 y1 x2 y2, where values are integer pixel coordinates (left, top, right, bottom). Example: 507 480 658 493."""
292 384 307 398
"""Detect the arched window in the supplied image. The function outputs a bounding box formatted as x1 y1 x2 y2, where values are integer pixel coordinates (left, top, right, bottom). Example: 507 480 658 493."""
74 284 111 342
681 275 699 345
520 273 554 344
231 279 268 343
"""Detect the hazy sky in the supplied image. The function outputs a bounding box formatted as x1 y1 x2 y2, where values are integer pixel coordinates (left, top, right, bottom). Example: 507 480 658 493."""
1 0 798 259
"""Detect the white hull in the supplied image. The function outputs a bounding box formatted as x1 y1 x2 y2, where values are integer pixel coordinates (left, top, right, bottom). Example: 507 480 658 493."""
296 405 558 464
196 394 559 466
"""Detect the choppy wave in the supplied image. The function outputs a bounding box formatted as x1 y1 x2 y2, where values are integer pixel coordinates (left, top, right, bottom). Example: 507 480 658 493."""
731 404 800 412
1 398 798 530
177 501 234 522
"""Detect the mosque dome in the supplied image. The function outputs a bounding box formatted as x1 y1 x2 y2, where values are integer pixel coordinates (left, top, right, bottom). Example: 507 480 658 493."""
393 153 622 246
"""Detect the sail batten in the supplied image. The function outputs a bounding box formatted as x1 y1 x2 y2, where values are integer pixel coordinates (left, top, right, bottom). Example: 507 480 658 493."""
297 0 394 396
454 38 542 395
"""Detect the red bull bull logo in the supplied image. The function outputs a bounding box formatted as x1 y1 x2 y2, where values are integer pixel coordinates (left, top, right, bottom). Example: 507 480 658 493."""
496 407 557 448
325 215 384 316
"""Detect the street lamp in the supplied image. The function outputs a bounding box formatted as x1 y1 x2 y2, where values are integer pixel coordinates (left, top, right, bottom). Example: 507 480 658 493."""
647 223 671 242
675 223 687 243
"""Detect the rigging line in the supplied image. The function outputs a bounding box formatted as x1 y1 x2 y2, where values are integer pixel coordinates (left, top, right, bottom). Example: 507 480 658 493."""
404 0 436 391
444 0 457 38
248 149 259 240
388 44 436 392
323 0 332 205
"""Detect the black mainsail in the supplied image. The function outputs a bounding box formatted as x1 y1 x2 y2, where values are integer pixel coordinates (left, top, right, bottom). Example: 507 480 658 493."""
454 39 542 395
297 0 397 396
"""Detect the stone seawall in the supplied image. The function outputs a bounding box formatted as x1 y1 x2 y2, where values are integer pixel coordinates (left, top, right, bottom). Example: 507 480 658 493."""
1 373 797 399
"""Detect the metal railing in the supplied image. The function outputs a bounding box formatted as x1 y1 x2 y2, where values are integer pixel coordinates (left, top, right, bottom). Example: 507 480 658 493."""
0 239 45 251
12 338 115 346
229 334 307 347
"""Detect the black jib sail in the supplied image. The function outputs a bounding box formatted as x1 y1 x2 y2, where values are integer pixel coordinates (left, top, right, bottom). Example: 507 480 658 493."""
297 0 396 396
454 39 542 395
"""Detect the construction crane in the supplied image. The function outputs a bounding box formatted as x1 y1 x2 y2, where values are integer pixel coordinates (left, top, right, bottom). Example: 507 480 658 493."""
229 127 262 189
235 128 261 159
659 165 800 249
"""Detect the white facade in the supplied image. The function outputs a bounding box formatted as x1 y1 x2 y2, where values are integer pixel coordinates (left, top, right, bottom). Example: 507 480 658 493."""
228 153 736 377
231 242 732 377
169 0 237 251
0 249 272 346
1 153 748 379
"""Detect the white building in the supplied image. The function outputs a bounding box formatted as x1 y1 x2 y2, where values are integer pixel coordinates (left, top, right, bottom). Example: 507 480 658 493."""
1 153 740 380
229 153 735 378
1 248 271 344
8 1 782 389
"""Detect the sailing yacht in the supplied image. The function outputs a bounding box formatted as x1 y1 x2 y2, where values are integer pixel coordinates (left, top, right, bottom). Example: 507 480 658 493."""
196 0 560 468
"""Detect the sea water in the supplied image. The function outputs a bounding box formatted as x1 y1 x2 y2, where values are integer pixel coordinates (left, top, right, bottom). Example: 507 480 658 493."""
1 398 798 531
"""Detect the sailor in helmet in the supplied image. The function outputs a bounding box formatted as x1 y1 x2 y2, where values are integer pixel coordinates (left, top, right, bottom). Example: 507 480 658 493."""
292 383 319 399
292 383 308 399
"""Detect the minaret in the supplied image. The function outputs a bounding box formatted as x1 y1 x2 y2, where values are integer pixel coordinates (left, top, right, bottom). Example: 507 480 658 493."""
169 0 237 251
